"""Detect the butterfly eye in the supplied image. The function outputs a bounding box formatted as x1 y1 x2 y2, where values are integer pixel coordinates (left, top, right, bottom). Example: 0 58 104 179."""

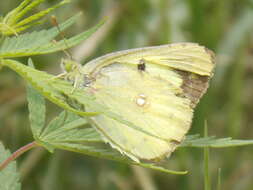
137 59 146 71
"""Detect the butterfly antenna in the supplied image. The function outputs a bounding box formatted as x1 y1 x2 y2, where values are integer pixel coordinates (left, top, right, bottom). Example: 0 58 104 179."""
51 15 73 60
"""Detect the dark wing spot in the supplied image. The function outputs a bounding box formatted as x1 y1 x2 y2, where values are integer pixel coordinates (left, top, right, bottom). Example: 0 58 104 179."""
138 59 146 71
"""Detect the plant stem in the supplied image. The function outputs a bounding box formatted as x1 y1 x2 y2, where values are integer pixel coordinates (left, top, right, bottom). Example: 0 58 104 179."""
204 123 211 190
0 141 38 171
217 168 221 190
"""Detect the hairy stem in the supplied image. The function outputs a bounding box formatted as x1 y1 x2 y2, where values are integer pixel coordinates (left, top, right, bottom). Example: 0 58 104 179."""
0 141 38 171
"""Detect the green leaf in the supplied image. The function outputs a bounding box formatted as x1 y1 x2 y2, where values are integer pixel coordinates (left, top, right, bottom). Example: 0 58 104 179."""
1 0 69 36
36 18 105 54
44 128 102 143
0 13 78 57
0 13 104 58
26 57 46 140
4 0 32 26
0 142 21 190
6 0 45 26
39 111 69 138
27 78 46 139
40 113 101 143
180 134 253 148
14 0 70 28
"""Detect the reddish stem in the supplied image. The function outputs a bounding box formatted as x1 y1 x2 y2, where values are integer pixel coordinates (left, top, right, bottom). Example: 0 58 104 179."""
0 141 38 171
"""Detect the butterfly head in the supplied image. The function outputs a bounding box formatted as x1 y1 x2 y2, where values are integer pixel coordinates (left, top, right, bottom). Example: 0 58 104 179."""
61 59 80 73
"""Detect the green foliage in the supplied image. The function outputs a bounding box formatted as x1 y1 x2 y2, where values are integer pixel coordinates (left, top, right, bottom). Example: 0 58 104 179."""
0 14 105 58
0 142 21 190
181 135 253 148
0 0 69 36
26 64 46 140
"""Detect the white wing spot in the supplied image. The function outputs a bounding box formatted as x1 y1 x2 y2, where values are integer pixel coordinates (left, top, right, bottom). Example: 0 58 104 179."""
135 94 148 107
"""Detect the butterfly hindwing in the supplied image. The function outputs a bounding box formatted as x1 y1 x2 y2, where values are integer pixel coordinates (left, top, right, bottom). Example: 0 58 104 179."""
81 43 215 161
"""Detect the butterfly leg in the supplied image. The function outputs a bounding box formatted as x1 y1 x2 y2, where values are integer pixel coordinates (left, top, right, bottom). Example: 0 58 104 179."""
70 75 81 93
45 72 67 82
52 72 67 79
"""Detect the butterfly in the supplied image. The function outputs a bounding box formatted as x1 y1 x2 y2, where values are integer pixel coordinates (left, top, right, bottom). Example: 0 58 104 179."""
62 43 215 162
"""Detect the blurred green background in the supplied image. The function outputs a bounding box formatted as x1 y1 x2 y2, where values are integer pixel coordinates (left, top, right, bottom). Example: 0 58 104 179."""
1 0 253 189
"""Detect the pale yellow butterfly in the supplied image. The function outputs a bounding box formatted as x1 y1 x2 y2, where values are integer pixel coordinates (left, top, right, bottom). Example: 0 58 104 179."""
63 43 215 162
